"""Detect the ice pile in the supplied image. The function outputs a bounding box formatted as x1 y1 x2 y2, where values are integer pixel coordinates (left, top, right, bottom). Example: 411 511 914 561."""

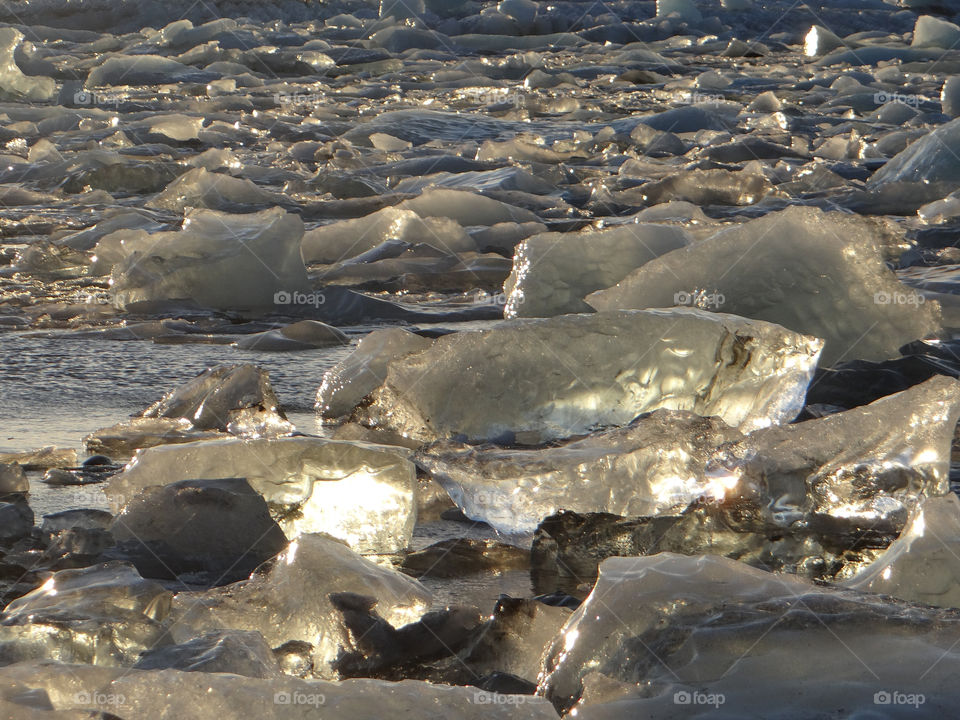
107 437 417 554
357 309 823 444
587 206 940 365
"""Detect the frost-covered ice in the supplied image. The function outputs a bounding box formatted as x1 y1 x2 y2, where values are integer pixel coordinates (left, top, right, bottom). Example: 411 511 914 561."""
107 437 417 554
587 206 940 365
541 554 960 716
503 224 690 317
358 309 822 444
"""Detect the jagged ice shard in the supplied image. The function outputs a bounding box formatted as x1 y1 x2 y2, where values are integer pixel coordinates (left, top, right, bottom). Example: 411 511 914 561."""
587 206 940 366
357 309 823 444
107 437 417 554
539 554 960 717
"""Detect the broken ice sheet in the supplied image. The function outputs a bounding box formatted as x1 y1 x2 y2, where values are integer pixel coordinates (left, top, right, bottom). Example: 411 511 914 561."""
0 28 55 102
111 207 312 313
503 223 691 318
107 437 417 554
587 206 940 366
417 411 742 534
540 554 960 717
169 533 431 679
421 375 960 537
357 309 822 444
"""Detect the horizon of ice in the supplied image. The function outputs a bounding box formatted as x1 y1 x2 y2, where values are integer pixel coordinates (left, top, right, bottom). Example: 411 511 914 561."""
357 309 823 444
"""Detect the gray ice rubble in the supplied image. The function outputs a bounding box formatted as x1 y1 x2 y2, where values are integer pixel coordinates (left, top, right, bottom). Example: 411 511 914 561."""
503 223 690 317
107 437 417 554
356 309 823 444
540 554 960 717
111 207 312 313
587 206 939 366
421 376 960 536
170 533 432 679
316 328 433 419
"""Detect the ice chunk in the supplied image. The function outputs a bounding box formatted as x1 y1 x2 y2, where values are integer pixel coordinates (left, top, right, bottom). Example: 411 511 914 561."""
587 206 940 366
170 534 431 678
358 309 823 444
302 207 475 265
111 207 312 313
141 364 289 433
844 494 960 608
503 224 690 317
0 29 55 101
85 417 224 460
656 0 702 22
0 448 76 471
634 168 771 206
0 464 28 494
133 630 281 678
147 167 279 212
871 116 960 186
943 77 960 118
399 188 540 225
316 328 433 419
0 562 172 666
86 55 217 86
418 412 742 534
0 499 33 545
107 437 417 554
912 15 960 48
109 478 289 585
233 321 349 351
541 554 960 716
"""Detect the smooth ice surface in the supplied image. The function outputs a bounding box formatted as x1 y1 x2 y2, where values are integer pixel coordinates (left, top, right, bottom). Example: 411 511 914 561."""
0 562 172 667
0 661 558 718
418 412 742 534
503 224 690 317
587 206 940 365
107 437 417 554
359 309 822 444
0 28 55 101
316 328 433 419
170 534 431 678
111 207 311 313
540 554 960 716
844 494 960 608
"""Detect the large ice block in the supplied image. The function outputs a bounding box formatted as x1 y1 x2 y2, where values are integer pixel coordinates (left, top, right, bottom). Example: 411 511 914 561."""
587 206 940 366
870 116 960 185
0 28 55 101
111 207 312 313
169 533 431 678
358 309 823 444
503 224 690 318
418 411 742 534
540 554 960 716
106 437 417 554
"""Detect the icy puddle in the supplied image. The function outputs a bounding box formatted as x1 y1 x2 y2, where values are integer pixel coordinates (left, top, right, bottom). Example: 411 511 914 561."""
6 0 960 716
